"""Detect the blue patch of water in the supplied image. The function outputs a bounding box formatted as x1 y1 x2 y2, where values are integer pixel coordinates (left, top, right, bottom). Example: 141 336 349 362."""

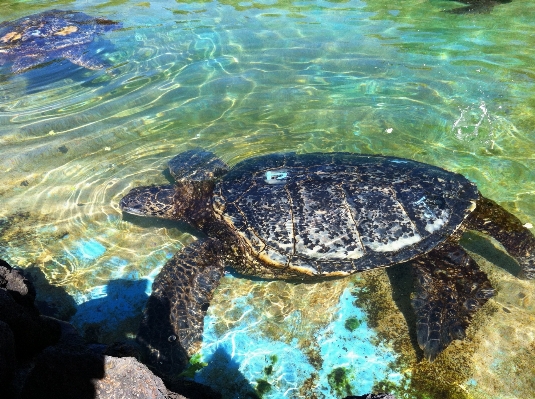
143 262 165 295
73 239 106 261
70 278 149 339
108 256 130 279
316 286 402 396
196 310 316 398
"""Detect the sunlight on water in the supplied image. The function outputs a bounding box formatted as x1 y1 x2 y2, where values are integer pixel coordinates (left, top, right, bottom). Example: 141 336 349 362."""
1 0 535 397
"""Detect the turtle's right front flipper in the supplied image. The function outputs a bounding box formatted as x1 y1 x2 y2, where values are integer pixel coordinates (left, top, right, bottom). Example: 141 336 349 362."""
137 238 225 382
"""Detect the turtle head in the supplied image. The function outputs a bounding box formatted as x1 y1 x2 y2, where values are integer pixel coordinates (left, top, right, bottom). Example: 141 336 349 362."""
120 181 214 223
120 184 178 219
121 149 227 222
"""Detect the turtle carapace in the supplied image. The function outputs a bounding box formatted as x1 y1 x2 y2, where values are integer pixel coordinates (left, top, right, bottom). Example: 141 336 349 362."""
0 10 121 73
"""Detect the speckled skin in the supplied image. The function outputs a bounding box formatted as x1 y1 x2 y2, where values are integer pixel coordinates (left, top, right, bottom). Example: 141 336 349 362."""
136 239 225 383
120 150 535 380
0 10 120 73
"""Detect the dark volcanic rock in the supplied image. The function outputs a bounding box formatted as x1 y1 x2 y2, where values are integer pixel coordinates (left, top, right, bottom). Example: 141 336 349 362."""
20 344 105 399
18 319 182 399
0 260 61 360
0 320 16 387
1 259 191 399
0 259 36 307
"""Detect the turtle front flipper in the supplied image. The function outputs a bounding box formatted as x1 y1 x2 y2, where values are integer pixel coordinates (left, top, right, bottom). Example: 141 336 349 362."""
168 149 229 182
411 242 494 361
60 46 109 70
12 55 47 73
137 238 225 382
467 196 535 279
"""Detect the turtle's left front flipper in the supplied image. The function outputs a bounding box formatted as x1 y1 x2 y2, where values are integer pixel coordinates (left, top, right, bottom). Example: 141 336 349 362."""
137 238 225 382
467 196 535 279
61 46 109 70
411 242 494 361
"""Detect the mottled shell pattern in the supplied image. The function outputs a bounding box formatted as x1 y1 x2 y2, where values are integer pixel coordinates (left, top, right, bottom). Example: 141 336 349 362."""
0 10 120 72
212 152 479 277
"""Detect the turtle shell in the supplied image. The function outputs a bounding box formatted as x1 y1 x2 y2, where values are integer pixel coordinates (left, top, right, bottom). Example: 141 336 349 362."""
212 152 479 277
1 10 111 52
0 10 120 72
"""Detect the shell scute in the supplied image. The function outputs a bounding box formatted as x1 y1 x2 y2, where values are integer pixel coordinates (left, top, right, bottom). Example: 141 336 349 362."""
290 180 365 260
235 183 294 256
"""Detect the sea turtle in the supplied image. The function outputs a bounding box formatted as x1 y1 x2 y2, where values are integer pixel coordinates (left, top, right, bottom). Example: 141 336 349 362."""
0 10 121 73
120 149 535 380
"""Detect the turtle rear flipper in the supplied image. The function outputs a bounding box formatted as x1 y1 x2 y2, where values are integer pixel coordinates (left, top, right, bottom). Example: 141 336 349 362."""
168 149 229 182
411 242 494 361
468 196 535 279
137 238 225 382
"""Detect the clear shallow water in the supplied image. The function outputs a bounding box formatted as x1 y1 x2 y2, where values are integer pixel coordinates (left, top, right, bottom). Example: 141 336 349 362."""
1 0 535 397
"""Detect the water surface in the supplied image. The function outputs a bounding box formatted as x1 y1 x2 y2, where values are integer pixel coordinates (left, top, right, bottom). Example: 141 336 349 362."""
1 0 534 397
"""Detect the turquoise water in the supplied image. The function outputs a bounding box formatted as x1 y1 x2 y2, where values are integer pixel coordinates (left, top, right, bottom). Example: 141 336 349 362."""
1 0 535 397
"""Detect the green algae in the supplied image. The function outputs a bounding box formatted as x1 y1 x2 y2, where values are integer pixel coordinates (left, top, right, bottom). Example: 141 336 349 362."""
179 353 208 379
327 367 352 397
255 379 272 396
344 316 362 332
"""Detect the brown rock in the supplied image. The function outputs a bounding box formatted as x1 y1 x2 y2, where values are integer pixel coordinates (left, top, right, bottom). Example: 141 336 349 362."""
93 356 170 399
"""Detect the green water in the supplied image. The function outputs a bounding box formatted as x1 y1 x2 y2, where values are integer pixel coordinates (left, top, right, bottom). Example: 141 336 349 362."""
1 0 535 398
